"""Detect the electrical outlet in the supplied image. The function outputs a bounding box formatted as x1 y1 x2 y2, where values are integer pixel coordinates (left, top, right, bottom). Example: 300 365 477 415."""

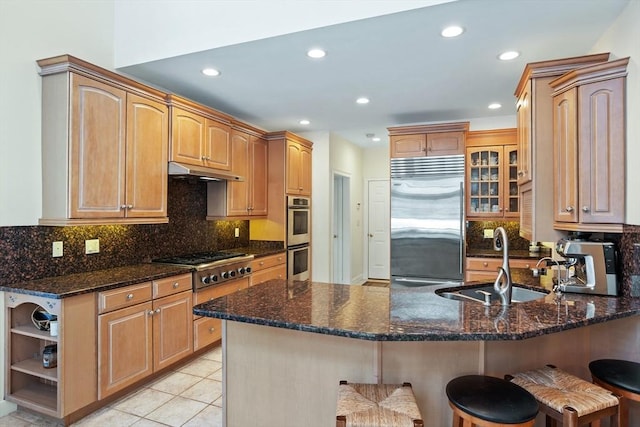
52 241 63 257
85 239 100 254
234 227 240 238
483 229 494 239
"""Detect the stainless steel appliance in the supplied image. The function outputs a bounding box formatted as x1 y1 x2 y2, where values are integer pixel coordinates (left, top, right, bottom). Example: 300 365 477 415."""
555 238 618 296
287 196 310 246
288 244 310 281
390 155 465 288
153 252 254 290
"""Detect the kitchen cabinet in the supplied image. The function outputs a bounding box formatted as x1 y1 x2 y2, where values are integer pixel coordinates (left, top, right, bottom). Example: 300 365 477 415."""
513 53 610 241
38 55 169 225
388 122 468 158
465 257 534 282
286 137 313 196
168 95 232 171
192 277 250 350
98 273 192 399
550 58 628 233
466 129 518 220
207 128 268 218
250 252 287 286
4 292 96 423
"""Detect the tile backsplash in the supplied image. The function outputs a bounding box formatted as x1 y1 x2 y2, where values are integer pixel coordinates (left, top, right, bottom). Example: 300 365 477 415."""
0 179 249 285
466 221 530 251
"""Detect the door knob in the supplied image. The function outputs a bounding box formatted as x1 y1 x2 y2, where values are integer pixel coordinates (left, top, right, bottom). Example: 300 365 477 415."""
368 234 373 237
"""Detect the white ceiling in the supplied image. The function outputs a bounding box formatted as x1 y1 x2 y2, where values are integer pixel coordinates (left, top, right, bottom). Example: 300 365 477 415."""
118 0 629 147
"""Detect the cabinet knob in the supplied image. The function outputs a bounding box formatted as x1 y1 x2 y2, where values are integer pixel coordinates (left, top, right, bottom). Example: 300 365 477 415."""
209 327 216 333
148 310 154 316
525 264 530 269
483 262 488 267
517 171 524 176
201 156 206 160
155 308 161 314
121 205 127 210
173 282 179 289
127 205 133 209
126 293 134 300
582 206 590 212
566 206 574 212
259 261 264 266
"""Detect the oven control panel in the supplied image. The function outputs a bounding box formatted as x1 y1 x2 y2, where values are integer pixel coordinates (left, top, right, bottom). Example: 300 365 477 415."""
195 258 254 290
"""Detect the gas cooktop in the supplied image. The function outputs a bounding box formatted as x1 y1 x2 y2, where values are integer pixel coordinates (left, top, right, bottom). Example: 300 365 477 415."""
153 251 247 266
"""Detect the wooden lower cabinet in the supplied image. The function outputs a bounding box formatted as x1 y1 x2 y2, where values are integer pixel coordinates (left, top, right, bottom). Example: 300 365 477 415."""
465 257 535 282
4 292 97 421
250 252 287 286
98 275 193 399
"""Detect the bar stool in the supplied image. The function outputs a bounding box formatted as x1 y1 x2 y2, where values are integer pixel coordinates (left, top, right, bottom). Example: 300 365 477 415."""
589 359 640 427
336 381 423 427
446 375 538 426
507 365 619 427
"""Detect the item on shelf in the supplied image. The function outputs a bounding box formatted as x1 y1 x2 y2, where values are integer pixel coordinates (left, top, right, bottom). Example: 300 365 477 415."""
31 306 56 331
43 344 57 369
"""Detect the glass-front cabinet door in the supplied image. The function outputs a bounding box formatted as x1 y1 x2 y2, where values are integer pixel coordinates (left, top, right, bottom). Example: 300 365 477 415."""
466 145 518 219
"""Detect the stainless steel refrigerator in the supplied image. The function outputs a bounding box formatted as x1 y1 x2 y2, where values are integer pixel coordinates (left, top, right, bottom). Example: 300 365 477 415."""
390 155 465 288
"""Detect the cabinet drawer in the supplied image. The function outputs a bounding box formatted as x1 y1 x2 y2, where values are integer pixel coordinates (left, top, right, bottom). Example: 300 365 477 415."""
252 253 286 272
193 277 250 306
194 317 221 350
251 265 287 286
466 257 534 271
98 282 152 314
153 273 192 299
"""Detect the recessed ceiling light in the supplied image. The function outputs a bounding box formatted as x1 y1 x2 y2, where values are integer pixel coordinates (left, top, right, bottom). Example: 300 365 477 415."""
299 119 310 125
498 51 520 61
201 68 221 77
372 137 381 142
441 25 464 38
356 97 370 105
307 48 326 59
488 103 502 110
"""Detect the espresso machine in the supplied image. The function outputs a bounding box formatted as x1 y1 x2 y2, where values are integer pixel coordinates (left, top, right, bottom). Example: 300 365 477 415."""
555 238 619 296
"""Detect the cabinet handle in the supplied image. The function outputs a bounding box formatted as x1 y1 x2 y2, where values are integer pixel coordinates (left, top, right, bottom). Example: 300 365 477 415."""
148 310 154 316
582 206 590 212
126 293 134 300
127 204 133 209
517 171 524 176
155 308 161 314
120 205 127 210
201 156 206 160
209 327 216 333
259 261 264 266
525 264 530 269
483 262 488 267
173 282 179 289
566 206 574 212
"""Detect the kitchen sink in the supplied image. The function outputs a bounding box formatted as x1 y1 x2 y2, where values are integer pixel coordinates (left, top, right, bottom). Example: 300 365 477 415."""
437 283 549 304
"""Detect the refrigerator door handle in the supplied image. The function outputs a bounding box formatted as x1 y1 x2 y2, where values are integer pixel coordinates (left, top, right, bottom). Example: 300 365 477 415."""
459 182 464 276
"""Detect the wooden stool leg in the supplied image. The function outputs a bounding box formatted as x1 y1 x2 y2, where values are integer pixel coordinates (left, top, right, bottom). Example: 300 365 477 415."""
562 407 578 427
619 397 628 427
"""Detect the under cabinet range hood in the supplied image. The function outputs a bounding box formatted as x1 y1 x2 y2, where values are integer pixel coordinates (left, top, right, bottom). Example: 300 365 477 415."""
168 161 244 182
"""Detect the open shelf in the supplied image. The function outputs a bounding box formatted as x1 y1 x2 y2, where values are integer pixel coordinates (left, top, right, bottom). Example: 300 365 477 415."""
11 325 58 341
7 381 58 416
11 357 58 382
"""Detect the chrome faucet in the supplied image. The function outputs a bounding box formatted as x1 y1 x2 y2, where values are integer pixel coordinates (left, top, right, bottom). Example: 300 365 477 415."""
493 227 512 305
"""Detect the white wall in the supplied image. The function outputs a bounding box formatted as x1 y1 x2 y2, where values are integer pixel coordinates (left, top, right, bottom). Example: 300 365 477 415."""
113 0 451 67
591 0 640 225
0 0 116 414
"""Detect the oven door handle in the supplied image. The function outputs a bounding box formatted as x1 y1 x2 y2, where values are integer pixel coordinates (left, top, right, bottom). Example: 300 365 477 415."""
287 243 310 250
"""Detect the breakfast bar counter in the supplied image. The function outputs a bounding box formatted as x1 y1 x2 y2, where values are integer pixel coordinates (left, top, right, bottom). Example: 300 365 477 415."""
195 277 640 427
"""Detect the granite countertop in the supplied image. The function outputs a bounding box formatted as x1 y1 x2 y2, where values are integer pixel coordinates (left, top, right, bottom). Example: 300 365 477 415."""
0 264 193 299
467 248 552 259
193 269 640 342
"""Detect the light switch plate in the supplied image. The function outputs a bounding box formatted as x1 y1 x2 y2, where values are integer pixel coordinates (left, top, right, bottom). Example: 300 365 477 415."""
234 227 239 238
85 239 100 254
52 241 63 257
483 229 494 239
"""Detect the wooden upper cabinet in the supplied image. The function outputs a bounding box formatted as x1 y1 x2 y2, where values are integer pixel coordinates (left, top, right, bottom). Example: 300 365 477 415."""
170 108 206 166
388 122 468 159
516 82 532 185
286 138 312 196
205 119 232 170
250 136 268 215
227 130 251 216
126 94 169 218
550 57 628 231
38 55 169 225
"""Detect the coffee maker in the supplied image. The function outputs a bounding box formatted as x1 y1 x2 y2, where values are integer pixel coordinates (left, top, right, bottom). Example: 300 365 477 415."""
555 238 619 296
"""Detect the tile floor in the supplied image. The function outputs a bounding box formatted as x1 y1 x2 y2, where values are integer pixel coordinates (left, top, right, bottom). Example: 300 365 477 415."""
0 346 223 427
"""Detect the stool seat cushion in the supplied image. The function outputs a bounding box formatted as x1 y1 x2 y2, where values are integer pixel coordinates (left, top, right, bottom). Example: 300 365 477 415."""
337 383 422 426
589 359 640 394
446 375 538 424
510 366 618 416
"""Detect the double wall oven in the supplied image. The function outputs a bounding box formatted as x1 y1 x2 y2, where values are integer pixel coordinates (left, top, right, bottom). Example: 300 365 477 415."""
287 196 310 281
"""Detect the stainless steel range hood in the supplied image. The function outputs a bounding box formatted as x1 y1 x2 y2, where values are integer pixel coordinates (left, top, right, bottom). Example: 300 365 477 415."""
168 161 244 182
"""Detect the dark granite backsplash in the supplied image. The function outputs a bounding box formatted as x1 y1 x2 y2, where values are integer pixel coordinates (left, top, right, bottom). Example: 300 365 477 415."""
0 179 252 285
621 224 640 297
466 221 530 250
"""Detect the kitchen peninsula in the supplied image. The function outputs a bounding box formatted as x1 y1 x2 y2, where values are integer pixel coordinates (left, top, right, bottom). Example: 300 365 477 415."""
194 277 640 427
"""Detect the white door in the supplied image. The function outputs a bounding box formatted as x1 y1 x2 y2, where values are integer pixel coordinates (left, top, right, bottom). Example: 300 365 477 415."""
332 173 350 284
368 180 390 279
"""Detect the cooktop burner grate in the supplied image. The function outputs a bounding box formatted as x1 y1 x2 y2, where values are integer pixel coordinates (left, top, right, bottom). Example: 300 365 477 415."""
153 251 246 266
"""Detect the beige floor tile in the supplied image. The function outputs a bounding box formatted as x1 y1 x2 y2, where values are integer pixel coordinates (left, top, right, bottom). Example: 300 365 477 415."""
147 371 202 395
72 407 140 426
182 405 223 427
0 414 35 427
112 387 175 417
179 378 222 404
129 419 168 427
144 396 207 427
200 347 222 362
177 358 222 378
207 368 222 382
